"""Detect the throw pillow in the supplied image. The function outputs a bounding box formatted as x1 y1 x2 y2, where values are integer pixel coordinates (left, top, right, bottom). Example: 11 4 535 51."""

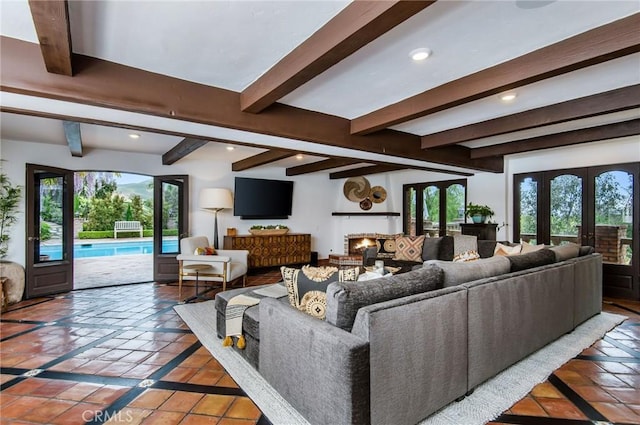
422 236 442 261
194 246 216 255
453 234 478 256
394 235 425 262
453 250 480 262
494 242 522 256
375 236 398 259
281 265 359 320
520 240 545 254
548 243 581 262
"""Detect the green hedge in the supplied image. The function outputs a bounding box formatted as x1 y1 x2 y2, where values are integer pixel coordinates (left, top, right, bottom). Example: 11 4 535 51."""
77 229 179 239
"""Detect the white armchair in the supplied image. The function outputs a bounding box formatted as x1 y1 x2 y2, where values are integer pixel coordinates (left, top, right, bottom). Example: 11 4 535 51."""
176 236 249 301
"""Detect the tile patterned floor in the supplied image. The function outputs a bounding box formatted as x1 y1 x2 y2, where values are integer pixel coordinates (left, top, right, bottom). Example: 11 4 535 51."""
1 269 639 425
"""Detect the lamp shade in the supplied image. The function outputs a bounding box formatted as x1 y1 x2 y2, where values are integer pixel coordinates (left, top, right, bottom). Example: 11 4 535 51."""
199 188 233 210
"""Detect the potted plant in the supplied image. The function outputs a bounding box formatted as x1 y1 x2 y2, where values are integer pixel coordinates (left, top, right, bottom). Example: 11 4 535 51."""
0 172 24 308
249 224 289 235
465 202 494 224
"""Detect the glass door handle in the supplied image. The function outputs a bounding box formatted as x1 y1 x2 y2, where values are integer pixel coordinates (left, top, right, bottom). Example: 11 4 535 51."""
27 236 40 242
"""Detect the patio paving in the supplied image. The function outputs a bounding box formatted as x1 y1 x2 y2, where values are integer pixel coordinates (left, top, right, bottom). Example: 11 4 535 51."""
74 253 153 289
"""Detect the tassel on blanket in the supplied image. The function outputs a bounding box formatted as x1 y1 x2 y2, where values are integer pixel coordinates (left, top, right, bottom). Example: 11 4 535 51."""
223 336 233 347
237 335 246 349
224 294 260 349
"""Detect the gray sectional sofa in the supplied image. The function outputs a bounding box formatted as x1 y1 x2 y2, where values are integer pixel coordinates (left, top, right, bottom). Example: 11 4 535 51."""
215 246 602 425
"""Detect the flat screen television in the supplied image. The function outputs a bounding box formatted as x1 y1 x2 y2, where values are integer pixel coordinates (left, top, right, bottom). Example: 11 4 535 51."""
233 177 294 219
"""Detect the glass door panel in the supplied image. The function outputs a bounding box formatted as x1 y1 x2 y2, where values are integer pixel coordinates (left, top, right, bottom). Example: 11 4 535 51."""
549 174 582 246
518 177 538 244
38 176 64 262
423 186 439 237
153 175 188 282
594 170 633 265
405 187 417 236
445 183 465 236
161 181 180 254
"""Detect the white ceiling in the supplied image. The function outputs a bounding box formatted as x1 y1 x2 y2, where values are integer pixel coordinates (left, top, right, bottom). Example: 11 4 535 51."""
1 0 639 172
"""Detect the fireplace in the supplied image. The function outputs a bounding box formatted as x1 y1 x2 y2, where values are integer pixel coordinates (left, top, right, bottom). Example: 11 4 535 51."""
344 233 378 254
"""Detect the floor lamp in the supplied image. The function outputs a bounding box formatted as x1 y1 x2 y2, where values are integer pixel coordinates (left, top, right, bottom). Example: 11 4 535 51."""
199 188 233 249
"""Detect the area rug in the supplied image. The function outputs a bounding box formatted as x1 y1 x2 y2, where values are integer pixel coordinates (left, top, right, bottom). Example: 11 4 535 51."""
174 300 626 425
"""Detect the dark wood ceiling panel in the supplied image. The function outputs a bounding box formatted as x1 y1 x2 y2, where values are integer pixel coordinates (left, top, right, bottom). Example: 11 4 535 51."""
240 1 434 113
232 149 294 171
421 85 640 149
28 0 73 76
0 37 502 173
329 163 474 179
62 120 82 157
286 158 362 176
470 119 640 158
351 13 640 135
162 138 208 165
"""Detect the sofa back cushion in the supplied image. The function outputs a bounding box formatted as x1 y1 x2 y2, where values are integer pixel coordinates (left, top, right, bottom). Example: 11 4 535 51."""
424 256 511 287
325 266 444 331
548 243 581 262
507 248 556 272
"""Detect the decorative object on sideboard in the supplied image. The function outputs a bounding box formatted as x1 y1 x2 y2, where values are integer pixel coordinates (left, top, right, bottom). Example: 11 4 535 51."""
370 186 387 203
359 197 372 210
226 228 237 236
248 225 289 235
200 188 233 249
343 176 370 202
465 202 495 224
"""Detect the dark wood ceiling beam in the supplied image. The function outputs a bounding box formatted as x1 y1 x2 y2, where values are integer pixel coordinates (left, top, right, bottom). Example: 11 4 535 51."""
351 13 640 135
162 138 209 165
62 120 82 157
1 37 501 172
329 163 474 179
470 119 640 159
286 158 362 176
240 1 434 113
232 149 294 171
422 84 640 149
28 0 73 76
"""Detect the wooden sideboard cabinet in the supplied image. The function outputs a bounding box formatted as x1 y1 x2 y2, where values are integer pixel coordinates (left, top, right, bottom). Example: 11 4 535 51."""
223 233 311 269
460 223 497 241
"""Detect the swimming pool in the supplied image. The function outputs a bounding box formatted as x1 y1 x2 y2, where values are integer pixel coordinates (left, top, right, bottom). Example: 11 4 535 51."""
40 239 179 260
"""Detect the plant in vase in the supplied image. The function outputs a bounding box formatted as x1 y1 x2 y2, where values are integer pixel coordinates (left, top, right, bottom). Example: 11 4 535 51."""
465 202 494 224
249 224 289 235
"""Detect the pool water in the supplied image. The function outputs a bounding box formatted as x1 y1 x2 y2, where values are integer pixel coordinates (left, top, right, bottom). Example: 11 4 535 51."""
40 240 179 260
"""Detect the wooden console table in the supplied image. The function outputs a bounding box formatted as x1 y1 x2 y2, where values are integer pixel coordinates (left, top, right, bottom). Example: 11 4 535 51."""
460 223 497 240
223 233 311 269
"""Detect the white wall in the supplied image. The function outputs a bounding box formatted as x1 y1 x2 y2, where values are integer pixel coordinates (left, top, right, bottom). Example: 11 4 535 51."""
2 135 638 267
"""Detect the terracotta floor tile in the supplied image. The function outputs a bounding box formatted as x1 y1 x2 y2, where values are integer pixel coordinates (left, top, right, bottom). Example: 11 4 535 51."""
71 359 113 374
530 382 563 399
592 402 640 423
605 387 640 404
589 372 631 388
159 391 204 413
97 348 134 361
161 367 199 383
84 385 130 404
50 402 105 425
56 382 104 402
615 373 640 388
120 350 153 363
224 398 261 420
554 369 594 386
14 354 58 369
21 398 77 423
139 410 186 425
214 375 239 389
48 357 90 372
192 394 235 416
120 363 163 379
96 361 137 377
29 379 78 397
536 397 587 420
597 347 636 358
104 407 153 425
179 414 220 425
4 378 49 396
0 395 46 418
130 389 175 409
179 354 213 369
571 385 619 403
141 352 176 366
217 418 257 425
595 361 637 374
509 396 548 417
188 369 225 386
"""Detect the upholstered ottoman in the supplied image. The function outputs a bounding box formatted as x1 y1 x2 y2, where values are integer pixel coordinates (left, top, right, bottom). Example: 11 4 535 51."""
214 283 288 369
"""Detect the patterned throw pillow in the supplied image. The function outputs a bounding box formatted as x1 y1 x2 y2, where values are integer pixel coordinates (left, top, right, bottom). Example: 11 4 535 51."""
494 242 522 256
194 246 216 255
520 240 546 254
375 237 397 259
453 250 480 262
394 235 426 262
281 265 359 320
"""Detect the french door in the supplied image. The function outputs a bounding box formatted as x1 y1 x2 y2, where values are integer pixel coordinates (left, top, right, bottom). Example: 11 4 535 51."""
153 175 189 282
403 179 467 237
25 164 74 298
514 162 639 300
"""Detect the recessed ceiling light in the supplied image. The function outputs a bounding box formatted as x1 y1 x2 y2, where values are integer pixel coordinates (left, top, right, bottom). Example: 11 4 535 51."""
226 146 235 151
129 133 140 139
500 93 517 102
409 48 432 61
296 154 303 160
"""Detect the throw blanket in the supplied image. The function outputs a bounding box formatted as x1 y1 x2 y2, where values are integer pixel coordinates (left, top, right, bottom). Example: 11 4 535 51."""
223 294 260 349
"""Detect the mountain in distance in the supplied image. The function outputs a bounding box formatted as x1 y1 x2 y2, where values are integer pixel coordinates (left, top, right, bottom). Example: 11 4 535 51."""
117 179 153 201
